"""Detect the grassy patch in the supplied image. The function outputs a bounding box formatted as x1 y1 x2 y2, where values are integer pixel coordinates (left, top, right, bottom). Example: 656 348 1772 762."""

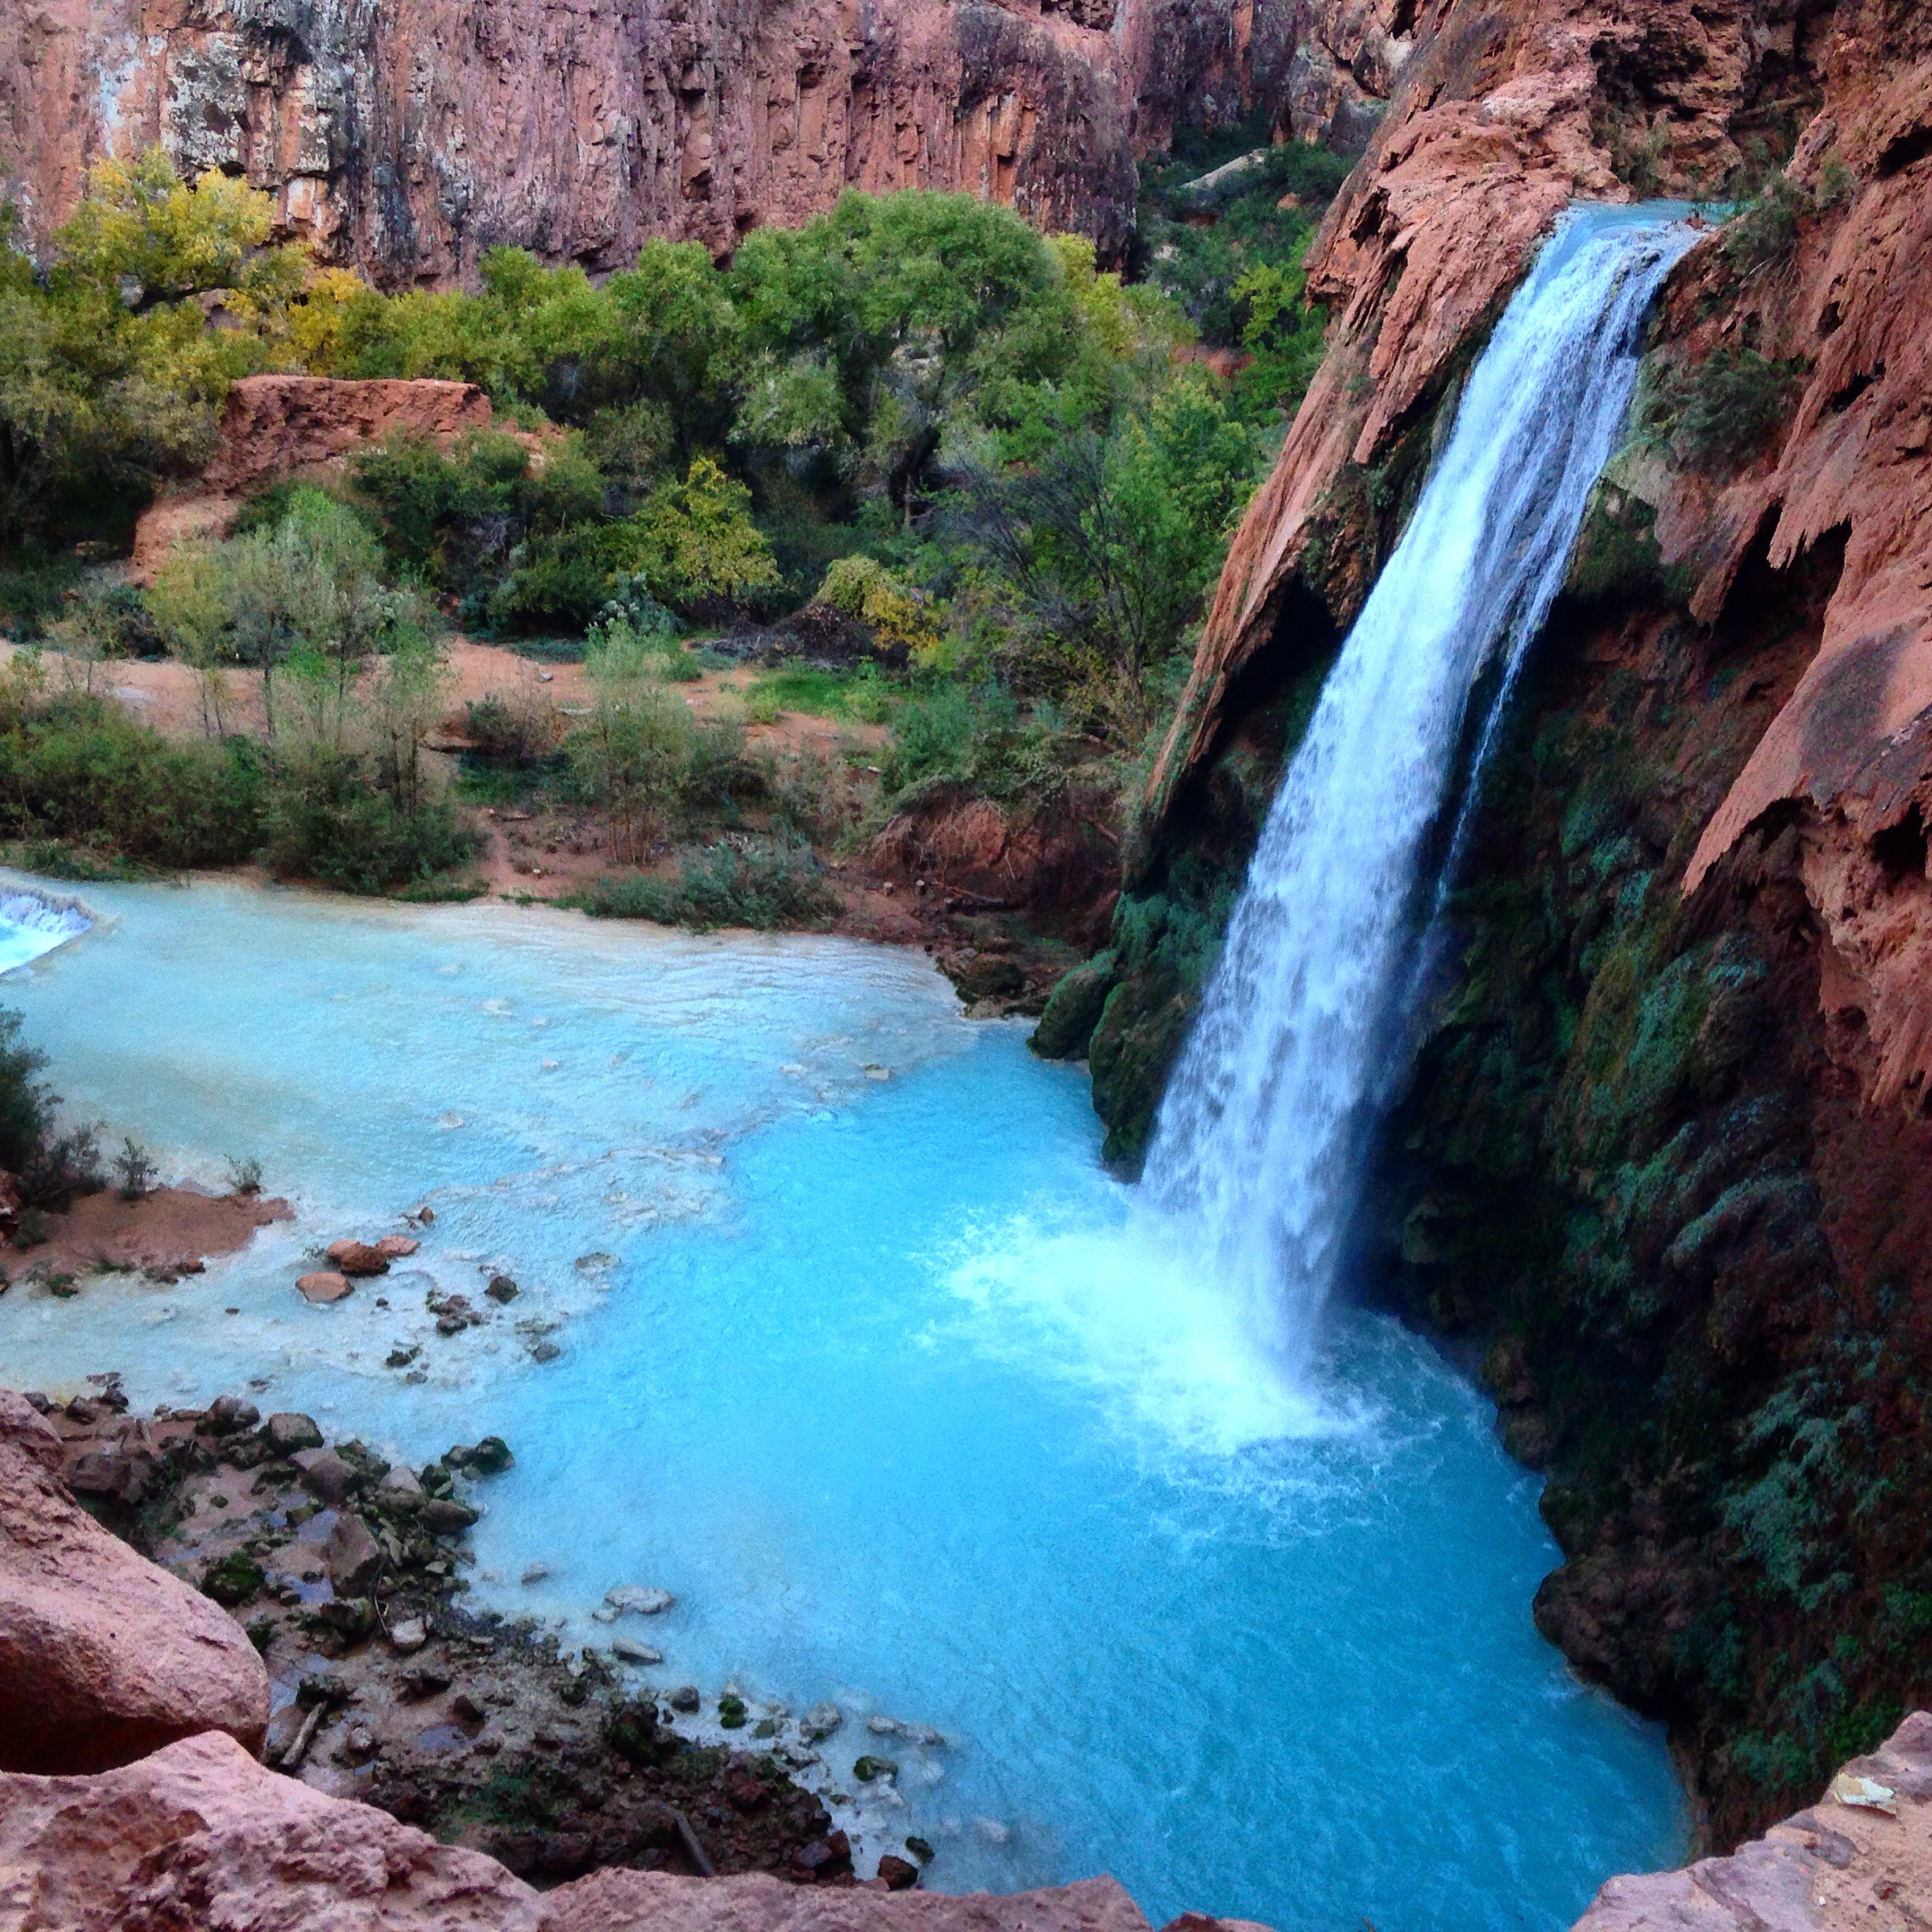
751 665 897 724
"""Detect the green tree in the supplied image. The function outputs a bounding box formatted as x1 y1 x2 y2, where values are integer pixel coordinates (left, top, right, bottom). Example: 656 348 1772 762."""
0 155 300 545
569 616 702 863
619 455 780 614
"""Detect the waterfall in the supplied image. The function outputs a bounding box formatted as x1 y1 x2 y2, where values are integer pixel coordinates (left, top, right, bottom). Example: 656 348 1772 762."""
1140 204 1701 1382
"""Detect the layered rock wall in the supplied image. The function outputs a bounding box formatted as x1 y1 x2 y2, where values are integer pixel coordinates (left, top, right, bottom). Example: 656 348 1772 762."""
0 0 1394 282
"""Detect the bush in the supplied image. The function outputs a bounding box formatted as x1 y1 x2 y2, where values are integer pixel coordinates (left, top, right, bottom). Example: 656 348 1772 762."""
19 1123 105 1208
814 556 942 660
0 680 264 868
0 1009 53 1174
114 1135 157 1200
1654 350 1803 471
880 680 1074 807
570 836 841 931
265 753 477 893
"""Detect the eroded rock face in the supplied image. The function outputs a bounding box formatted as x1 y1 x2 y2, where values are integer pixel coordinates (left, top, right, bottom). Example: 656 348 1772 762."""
1574 1712 1932 1930
0 1389 269 1775
204 376 496 495
1144 0 1848 829
0 1729 547 1931
1 0 1145 277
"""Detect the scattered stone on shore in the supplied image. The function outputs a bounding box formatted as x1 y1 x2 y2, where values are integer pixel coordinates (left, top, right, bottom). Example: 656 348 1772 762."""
377 1234 421 1259
325 1238 392 1277
326 1513 384 1594
447 1436 515 1475
611 1636 664 1665
521 1563 551 1584
529 1339 564 1363
605 1586 675 1617
421 1498 481 1535
486 1273 521 1302
670 1685 702 1713
202 1395 260 1436
388 1616 429 1654
878 1855 921 1891
293 1447 356 1505
265 1412 324 1454
298 1271 353 1303
800 1702 843 1743
866 1716 901 1735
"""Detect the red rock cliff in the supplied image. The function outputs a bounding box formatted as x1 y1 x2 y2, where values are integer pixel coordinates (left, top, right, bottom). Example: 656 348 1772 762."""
0 0 1376 279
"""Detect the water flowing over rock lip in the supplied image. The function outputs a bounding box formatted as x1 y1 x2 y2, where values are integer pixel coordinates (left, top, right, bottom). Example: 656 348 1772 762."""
0 885 94 972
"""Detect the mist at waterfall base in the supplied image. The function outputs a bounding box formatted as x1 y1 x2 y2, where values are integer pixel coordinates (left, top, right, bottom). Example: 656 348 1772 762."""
0 204 1702 1928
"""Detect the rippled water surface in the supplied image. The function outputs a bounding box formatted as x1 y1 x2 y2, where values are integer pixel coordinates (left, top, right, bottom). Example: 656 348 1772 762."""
0 878 1683 1930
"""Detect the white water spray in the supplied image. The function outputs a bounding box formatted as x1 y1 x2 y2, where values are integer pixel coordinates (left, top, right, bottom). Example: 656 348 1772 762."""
1141 204 1701 1381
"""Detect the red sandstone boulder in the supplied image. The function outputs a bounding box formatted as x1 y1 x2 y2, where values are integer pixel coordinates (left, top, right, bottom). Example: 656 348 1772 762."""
0 1389 268 1775
327 1237 392 1277
298 1270 354 1302
0 1729 545 1930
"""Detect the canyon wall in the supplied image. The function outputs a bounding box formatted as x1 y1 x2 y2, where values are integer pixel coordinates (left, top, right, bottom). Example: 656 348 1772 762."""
1040 0 1932 1854
0 0 1380 282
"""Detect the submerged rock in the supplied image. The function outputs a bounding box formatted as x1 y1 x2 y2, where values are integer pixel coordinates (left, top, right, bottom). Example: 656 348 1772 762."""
605 1586 674 1616
800 1702 844 1743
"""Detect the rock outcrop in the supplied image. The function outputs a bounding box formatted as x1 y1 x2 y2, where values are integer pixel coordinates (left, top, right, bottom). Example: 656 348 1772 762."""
129 373 506 582
0 1726 1251 1930
546 1871 1163 1932
0 1388 269 1775
0 1729 547 1932
1575 1712 1932 1930
202 376 496 496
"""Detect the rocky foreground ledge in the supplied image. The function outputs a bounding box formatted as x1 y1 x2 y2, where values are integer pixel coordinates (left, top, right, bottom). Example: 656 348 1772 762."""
4 1373 1930 1930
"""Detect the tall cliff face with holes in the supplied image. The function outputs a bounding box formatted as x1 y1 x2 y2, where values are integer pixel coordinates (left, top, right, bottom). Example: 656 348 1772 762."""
1043 0 1932 1850
0 0 1383 279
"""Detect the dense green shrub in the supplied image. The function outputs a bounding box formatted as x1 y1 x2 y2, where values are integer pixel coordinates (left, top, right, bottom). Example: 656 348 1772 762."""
879 683 1058 803
264 751 477 893
0 682 263 867
569 835 840 932
1653 349 1804 471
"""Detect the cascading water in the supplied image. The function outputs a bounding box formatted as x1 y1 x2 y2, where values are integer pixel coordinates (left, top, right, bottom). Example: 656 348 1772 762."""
1143 204 1702 1379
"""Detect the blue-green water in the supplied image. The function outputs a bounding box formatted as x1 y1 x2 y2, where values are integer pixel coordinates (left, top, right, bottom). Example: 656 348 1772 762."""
0 877 1683 1929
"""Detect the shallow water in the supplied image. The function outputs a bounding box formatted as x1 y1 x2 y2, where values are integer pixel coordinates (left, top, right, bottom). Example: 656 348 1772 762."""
0 877 1683 1929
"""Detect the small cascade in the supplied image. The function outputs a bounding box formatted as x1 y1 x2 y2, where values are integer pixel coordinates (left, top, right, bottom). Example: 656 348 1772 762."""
0 884 92 975
1141 204 1701 1380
